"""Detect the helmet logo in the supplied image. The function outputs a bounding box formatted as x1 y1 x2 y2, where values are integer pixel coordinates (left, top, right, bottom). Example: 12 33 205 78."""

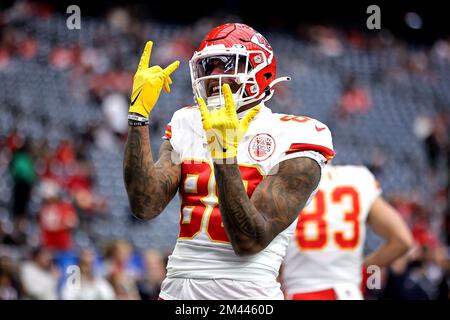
248 133 276 162
250 33 273 54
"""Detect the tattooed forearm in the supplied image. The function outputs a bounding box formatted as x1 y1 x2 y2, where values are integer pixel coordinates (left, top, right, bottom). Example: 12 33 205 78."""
214 157 321 255
214 164 265 239
251 157 321 237
123 126 181 220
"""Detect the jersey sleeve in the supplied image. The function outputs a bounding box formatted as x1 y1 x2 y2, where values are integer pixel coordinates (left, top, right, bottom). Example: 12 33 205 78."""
162 124 173 140
359 166 382 206
161 109 185 162
269 117 335 173
161 106 203 163
285 119 334 160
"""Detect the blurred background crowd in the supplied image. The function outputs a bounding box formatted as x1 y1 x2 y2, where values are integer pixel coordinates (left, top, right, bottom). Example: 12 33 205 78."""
0 0 450 299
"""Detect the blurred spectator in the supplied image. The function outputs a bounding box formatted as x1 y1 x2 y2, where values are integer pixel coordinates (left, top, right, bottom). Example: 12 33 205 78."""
106 7 131 32
9 137 36 219
383 240 449 300
103 239 140 300
0 222 15 246
18 36 38 60
382 251 430 299
38 180 78 252
434 245 450 299
0 47 10 70
0 220 27 246
366 147 386 177
422 114 449 174
445 210 450 247
37 139 76 186
101 92 129 141
0 256 20 300
406 50 433 77
92 125 118 151
308 25 343 57
137 249 166 300
416 245 446 299
153 32 196 64
55 140 76 167
64 149 109 233
336 76 372 120
20 247 59 300
4 129 23 154
61 248 115 300
390 193 421 222
432 37 450 62
49 46 77 70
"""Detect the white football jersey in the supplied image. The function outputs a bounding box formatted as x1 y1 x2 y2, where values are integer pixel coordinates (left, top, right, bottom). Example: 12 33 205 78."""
162 103 334 285
282 165 382 299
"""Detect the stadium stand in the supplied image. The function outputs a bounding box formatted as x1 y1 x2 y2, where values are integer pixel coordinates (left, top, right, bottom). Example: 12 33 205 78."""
0 2 449 299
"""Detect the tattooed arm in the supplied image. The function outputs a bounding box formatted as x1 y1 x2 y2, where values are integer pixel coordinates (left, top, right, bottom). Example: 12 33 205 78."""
214 157 321 256
123 126 181 220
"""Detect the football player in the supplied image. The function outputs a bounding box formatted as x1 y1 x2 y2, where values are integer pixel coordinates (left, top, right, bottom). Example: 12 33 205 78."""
282 164 413 300
123 23 334 299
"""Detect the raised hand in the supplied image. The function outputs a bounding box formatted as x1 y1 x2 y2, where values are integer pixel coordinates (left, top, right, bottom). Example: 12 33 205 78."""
197 84 260 162
129 41 180 118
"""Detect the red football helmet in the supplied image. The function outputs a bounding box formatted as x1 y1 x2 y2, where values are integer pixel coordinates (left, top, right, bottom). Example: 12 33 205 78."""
189 23 288 110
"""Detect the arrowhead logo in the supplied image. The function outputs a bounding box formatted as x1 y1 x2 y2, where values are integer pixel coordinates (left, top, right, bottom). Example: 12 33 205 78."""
248 133 275 161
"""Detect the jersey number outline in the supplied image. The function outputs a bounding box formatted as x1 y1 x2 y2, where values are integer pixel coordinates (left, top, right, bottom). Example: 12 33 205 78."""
296 187 361 250
280 115 311 123
179 160 263 244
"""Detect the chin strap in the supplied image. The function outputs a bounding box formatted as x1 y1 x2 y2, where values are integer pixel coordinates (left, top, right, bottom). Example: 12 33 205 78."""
262 76 291 102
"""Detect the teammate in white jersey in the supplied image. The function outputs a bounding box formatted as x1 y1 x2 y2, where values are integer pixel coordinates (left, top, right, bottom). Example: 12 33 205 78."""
282 165 413 300
123 23 334 299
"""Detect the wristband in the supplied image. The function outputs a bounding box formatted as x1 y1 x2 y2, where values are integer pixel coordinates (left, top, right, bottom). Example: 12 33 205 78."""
128 113 149 122
128 120 149 127
128 113 149 126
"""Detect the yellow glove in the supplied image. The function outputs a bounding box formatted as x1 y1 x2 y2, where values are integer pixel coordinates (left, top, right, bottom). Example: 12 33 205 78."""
198 84 260 162
129 41 180 118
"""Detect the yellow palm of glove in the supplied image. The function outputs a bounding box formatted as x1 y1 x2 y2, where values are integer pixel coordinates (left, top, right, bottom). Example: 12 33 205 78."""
129 41 180 118
198 84 261 161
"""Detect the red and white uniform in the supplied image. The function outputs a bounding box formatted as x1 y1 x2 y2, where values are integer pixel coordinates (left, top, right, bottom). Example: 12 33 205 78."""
282 165 382 300
159 103 334 300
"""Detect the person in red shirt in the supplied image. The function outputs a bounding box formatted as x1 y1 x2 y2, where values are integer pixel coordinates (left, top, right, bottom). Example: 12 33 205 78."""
336 77 372 120
38 180 79 251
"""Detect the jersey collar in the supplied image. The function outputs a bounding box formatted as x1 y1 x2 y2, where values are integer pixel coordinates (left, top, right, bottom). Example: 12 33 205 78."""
236 102 271 120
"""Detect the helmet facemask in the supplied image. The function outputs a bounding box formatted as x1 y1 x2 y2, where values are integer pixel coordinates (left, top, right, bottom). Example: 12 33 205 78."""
190 45 268 111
